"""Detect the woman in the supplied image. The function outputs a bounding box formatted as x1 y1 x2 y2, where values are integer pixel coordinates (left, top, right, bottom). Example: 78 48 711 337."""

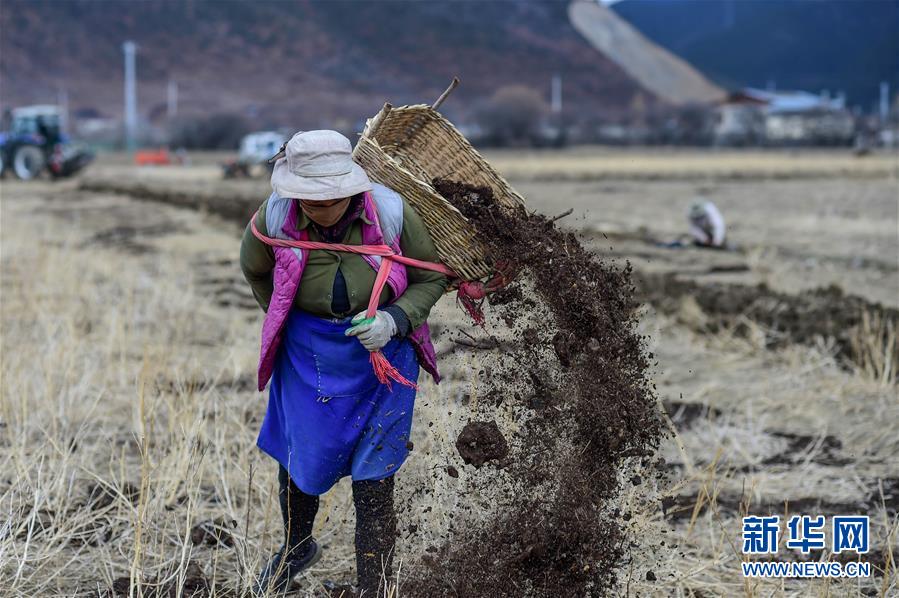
240 130 447 596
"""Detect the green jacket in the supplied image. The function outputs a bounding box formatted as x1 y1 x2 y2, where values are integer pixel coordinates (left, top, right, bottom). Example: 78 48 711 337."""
240 196 448 330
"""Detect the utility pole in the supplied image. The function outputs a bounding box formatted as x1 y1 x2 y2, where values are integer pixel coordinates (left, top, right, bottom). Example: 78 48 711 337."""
123 41 138 151
167 79 178 119
551 73 562 115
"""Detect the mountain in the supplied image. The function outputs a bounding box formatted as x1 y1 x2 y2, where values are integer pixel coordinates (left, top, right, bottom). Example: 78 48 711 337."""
0 0 660 129
612 0 899 110
568 0 724 105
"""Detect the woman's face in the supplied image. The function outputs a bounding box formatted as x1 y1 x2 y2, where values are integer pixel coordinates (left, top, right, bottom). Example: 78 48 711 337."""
300 197 351 227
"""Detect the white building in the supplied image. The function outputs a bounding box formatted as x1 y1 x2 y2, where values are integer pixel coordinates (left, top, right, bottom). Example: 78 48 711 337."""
715 88 854 145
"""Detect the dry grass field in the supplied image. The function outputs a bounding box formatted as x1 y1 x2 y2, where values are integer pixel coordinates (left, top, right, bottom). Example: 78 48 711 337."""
1 147 897 597
483 147 898 181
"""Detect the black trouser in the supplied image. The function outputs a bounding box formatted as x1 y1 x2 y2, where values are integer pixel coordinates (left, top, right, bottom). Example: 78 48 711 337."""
278 465 396 594
277 465 319 555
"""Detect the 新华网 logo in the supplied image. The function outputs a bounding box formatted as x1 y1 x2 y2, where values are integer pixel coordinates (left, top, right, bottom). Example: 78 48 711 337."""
740 515 870 578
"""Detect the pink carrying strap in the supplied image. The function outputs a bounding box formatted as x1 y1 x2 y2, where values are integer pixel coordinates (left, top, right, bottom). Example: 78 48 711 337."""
251 214 457 310
251 213 466 389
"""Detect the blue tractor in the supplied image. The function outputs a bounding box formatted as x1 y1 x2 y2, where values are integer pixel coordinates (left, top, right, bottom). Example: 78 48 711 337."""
0 105 94 180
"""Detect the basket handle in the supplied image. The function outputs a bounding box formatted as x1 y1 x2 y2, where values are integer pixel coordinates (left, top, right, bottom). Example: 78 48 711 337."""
365 102 393 140
432 77 460 111
364 78 458 142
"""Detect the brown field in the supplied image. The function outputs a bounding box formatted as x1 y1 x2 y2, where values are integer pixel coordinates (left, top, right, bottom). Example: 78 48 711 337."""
1 148 897 596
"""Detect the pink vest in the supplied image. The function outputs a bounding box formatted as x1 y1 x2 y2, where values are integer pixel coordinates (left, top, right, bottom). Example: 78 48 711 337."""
256 184 441 391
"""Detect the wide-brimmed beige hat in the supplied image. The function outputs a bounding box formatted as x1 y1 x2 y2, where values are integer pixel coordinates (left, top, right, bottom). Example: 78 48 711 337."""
269 130 372 200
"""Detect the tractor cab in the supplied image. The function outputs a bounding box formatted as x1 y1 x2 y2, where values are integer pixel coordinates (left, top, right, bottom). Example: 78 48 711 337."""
10 105 64 143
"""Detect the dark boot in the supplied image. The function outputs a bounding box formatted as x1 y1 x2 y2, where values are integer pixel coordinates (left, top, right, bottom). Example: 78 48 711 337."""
352 476 396 597
254 466 321 596
254 541 322 596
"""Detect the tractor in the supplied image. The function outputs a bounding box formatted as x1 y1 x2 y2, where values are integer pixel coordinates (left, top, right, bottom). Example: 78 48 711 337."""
0 105 94 180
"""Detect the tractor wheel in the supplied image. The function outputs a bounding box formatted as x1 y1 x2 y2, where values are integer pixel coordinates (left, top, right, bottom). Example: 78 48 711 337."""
13 145 45 180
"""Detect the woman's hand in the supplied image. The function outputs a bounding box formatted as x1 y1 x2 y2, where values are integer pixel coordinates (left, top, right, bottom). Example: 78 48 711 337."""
345 311 397 351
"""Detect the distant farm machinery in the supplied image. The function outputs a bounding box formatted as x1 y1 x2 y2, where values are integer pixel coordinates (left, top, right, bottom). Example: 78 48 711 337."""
221 131 285 179
0 105 94 180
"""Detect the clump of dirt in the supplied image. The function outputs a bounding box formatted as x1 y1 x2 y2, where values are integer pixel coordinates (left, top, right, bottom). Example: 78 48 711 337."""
190 517 237 548
106 561 211 597
13 505 55 539
662 399 722 430
402 180 664 596
86 481 140 510
455 421 510 467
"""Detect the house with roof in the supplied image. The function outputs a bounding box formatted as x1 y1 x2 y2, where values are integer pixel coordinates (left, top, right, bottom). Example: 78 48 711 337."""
714 88 854 145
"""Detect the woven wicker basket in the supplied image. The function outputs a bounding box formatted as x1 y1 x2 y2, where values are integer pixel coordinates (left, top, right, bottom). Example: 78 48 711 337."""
353 102 526 281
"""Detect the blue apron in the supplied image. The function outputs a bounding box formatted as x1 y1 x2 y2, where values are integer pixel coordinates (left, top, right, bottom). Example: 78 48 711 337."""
257 309 419 495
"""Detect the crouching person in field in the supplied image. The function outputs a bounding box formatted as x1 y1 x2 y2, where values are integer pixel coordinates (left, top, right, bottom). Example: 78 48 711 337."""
240 130 447 596
687 199 727 249
656 199 729 250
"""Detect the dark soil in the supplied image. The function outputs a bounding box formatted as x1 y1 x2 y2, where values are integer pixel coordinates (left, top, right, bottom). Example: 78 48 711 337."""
190 517 237 548
750 431 848 469
322 583 359 597
400 180 664 596
455 421 510 468
106 562 212 597
662 399 722 430
79 180 257 226
86 481 140 510
15 481 141 547
661 427 852 475
81 222 185 254
637 273 899 376
14 506 55 540
663 475 899 523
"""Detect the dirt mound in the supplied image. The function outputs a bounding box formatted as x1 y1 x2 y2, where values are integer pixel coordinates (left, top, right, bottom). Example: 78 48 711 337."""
401 180 664 596
638 273 899 378
79 180 258 226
